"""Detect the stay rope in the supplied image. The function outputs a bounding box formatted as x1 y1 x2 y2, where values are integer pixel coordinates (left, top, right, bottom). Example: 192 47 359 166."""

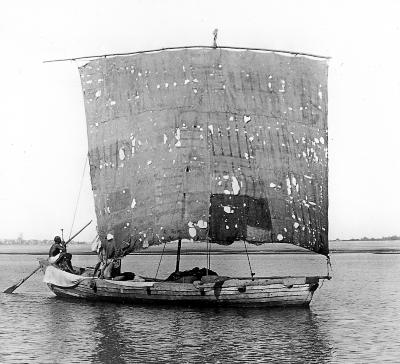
68 155 88 240
154 239 168 280
243 240 255 280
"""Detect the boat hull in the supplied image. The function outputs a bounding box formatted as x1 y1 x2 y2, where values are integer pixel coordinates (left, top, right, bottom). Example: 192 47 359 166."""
47 280 318 308
39 261 323 308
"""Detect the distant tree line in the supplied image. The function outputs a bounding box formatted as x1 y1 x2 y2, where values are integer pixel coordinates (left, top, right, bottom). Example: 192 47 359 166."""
0 239 87 245
333 235 400 242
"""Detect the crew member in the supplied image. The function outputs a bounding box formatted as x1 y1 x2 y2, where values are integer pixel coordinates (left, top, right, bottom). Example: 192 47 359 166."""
48 236 75 273
93 233 121 279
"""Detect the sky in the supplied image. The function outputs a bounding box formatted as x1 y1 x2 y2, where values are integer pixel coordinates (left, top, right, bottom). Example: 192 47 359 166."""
0 0 399 241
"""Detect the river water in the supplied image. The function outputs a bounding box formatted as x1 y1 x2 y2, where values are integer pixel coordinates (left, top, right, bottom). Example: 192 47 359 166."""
0 241 399 363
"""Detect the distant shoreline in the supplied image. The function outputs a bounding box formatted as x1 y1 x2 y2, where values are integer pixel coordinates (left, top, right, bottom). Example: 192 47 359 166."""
331 238 400 242
1 248 399 255
1 239 399 255
1 238 399 246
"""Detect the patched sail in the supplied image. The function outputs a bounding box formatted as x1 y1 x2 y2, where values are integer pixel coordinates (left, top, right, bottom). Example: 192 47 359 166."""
79 48 328 255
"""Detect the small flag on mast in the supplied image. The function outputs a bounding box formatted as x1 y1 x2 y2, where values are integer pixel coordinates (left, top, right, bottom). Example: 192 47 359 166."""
213 29 218 48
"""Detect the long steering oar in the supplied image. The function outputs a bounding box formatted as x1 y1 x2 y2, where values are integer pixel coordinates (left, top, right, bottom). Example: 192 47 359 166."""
3 220 92 294
64 220 92 245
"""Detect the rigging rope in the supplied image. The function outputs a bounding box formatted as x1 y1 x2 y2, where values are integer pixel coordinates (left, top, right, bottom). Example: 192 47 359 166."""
90 234 99 244
154 239 168 280
154 154 185 279
243 240 255 280
68 155 88 240
326 255 333 278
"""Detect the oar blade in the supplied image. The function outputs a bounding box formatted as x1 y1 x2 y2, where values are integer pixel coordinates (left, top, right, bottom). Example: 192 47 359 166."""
3 266 41 294
3 279 24 294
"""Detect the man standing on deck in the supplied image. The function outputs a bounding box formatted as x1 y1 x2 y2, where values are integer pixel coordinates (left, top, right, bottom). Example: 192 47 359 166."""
48 236 75 273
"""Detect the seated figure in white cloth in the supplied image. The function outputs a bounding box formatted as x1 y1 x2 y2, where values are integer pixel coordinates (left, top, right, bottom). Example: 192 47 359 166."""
48 236 75 273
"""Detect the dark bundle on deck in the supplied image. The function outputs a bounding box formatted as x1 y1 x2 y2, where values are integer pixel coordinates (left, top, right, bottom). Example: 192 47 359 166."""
166 267 218 283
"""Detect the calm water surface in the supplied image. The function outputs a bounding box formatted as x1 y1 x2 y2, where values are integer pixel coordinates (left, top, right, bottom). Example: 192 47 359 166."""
0 242 399 363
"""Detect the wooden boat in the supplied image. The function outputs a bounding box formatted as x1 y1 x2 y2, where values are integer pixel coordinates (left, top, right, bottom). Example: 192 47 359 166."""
39 259 325 307
41 44 330 307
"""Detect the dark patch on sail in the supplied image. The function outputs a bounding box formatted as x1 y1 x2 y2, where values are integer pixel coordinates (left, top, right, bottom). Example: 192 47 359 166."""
106 189 131 213
112 221 131 245
209 194 272 244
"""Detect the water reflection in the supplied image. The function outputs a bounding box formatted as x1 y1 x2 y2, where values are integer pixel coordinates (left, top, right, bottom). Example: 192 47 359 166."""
39 298 98 364
84 303 331 364
90 305 126 364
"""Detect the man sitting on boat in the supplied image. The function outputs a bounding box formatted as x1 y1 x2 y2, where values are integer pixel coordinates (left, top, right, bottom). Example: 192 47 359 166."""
92 233 120 279
93 233 136 280
48 236 75 274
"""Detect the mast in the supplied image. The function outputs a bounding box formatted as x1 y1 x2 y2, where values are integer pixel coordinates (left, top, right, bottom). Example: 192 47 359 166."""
175 239 182 273
175 183 186 273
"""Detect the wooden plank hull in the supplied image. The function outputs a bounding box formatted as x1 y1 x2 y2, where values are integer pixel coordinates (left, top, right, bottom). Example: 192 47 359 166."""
39 260 323 308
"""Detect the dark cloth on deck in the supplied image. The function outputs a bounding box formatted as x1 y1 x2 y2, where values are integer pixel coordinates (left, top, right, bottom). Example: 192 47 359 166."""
166 267 218 283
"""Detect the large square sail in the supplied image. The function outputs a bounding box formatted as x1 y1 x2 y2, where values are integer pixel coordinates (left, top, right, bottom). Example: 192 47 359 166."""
79 48 328 255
